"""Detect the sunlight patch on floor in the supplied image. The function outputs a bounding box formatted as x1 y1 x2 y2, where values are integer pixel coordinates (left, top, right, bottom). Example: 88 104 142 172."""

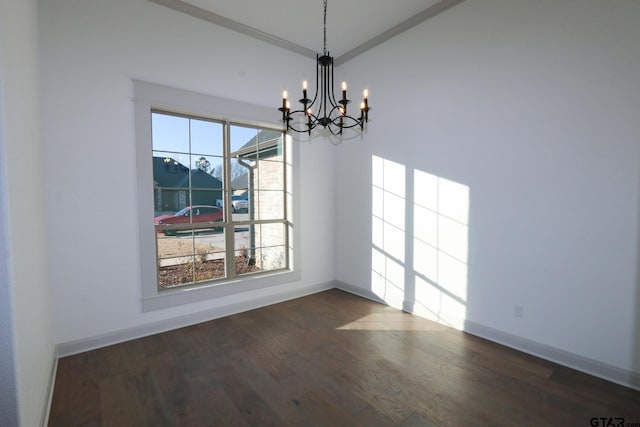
336 312 451 331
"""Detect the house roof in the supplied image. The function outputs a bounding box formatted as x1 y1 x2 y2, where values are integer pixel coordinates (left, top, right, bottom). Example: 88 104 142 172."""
152 156 222 189
231 173 248 191
238 130 282 150
234 130 283 160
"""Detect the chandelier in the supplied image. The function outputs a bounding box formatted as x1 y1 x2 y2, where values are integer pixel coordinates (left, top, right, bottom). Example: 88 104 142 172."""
279 0 370 136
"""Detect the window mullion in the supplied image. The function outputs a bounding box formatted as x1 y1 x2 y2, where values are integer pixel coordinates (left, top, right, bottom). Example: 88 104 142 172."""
188 118 196 284
222 122 236 280
283 137 289 270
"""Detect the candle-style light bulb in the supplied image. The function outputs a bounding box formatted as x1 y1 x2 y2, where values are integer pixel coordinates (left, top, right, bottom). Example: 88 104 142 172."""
363 89 368 99
283 90 288 99
286 101 291 109
360 101 365 110
302 80 308 90
341 82 348 111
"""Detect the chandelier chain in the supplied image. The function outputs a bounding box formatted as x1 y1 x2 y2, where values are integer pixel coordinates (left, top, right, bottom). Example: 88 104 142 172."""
323 0 327 55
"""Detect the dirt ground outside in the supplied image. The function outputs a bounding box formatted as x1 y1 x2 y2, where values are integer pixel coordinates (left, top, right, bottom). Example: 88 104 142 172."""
155 230 258 288
158 255 259 288
156 234 224 259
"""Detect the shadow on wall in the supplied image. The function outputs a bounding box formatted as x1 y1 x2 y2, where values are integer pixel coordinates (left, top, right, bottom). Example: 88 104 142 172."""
370 155 470 330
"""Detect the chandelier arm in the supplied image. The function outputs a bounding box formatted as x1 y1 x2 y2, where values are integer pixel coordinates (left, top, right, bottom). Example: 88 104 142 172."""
304 54 321 112
288 108 314 115
329 114 363 128
286 124 318 134
327 119 360 135
331 66 341 111
322 57 330 122
285 109 320 134
326 104 342 118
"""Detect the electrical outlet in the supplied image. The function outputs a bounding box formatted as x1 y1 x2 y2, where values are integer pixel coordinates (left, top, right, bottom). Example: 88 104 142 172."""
514 304 524 318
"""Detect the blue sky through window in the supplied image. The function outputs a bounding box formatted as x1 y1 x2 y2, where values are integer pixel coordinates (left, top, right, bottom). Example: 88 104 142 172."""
151 112 260 173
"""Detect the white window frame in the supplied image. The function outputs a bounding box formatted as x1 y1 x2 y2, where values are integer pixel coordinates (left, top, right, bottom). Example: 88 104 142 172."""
134 80 300 312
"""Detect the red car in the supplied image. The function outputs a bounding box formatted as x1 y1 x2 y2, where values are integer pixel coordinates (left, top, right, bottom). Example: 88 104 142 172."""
155 205 223 235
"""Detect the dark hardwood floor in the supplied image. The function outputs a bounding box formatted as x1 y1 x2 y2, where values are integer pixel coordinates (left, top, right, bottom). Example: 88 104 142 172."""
49 289 640 426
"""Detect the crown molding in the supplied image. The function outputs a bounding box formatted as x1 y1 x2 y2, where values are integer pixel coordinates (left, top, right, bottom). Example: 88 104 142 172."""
148 0 318 60
335 0 466 65
148 0 466 65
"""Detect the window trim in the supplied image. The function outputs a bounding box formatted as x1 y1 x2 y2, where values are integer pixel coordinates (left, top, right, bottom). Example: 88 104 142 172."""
134 80 300 312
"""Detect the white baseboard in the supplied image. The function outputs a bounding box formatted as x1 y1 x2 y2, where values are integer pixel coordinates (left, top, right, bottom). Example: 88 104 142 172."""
464 320 640 391
56 280 335 357
42 354 58 427
334 280 386 304
335 280 640 391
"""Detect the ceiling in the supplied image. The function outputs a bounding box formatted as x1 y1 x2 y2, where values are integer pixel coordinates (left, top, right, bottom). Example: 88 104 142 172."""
149 0 465 64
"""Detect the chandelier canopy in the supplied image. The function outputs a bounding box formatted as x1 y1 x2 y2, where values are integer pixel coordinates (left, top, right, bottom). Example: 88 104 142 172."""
279 0 370 136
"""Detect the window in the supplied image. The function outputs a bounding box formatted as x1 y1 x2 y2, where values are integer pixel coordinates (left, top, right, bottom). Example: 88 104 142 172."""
134 81 298 311
152 111 288 288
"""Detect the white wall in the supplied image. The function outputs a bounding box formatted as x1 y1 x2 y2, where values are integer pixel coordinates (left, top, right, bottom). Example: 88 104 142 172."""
0 0 55 425
0 54 19 427
39 0 335 346
336 0 640 380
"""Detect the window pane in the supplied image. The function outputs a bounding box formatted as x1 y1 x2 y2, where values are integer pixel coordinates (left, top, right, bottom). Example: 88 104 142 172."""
230 157 249 191
189 154 224 216
255 222 285 250
241 222 288 274
152 112 190 153
193 232 226 282
230 125 257 154
152 151 190 215
156 230 196 288
233 225 260 276
255 159 284 191
252 190 284 220
233 223 287 275
190 154 216 176
209 157 225 185
256 136 283 161
190 118 223 156
156 228 228 288
259 245 286 271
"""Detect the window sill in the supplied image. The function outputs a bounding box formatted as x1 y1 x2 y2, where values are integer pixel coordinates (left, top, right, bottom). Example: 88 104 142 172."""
142 268 301 312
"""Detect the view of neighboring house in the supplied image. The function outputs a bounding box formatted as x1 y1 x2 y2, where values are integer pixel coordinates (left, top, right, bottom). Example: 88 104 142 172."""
151 129 281 216
152 156 223 214
231 173 248 198
234 130 286 271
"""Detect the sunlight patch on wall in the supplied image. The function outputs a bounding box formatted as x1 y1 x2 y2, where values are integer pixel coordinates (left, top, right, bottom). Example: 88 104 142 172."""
413 170 469 329
371 155 406 309
369 156 470 329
